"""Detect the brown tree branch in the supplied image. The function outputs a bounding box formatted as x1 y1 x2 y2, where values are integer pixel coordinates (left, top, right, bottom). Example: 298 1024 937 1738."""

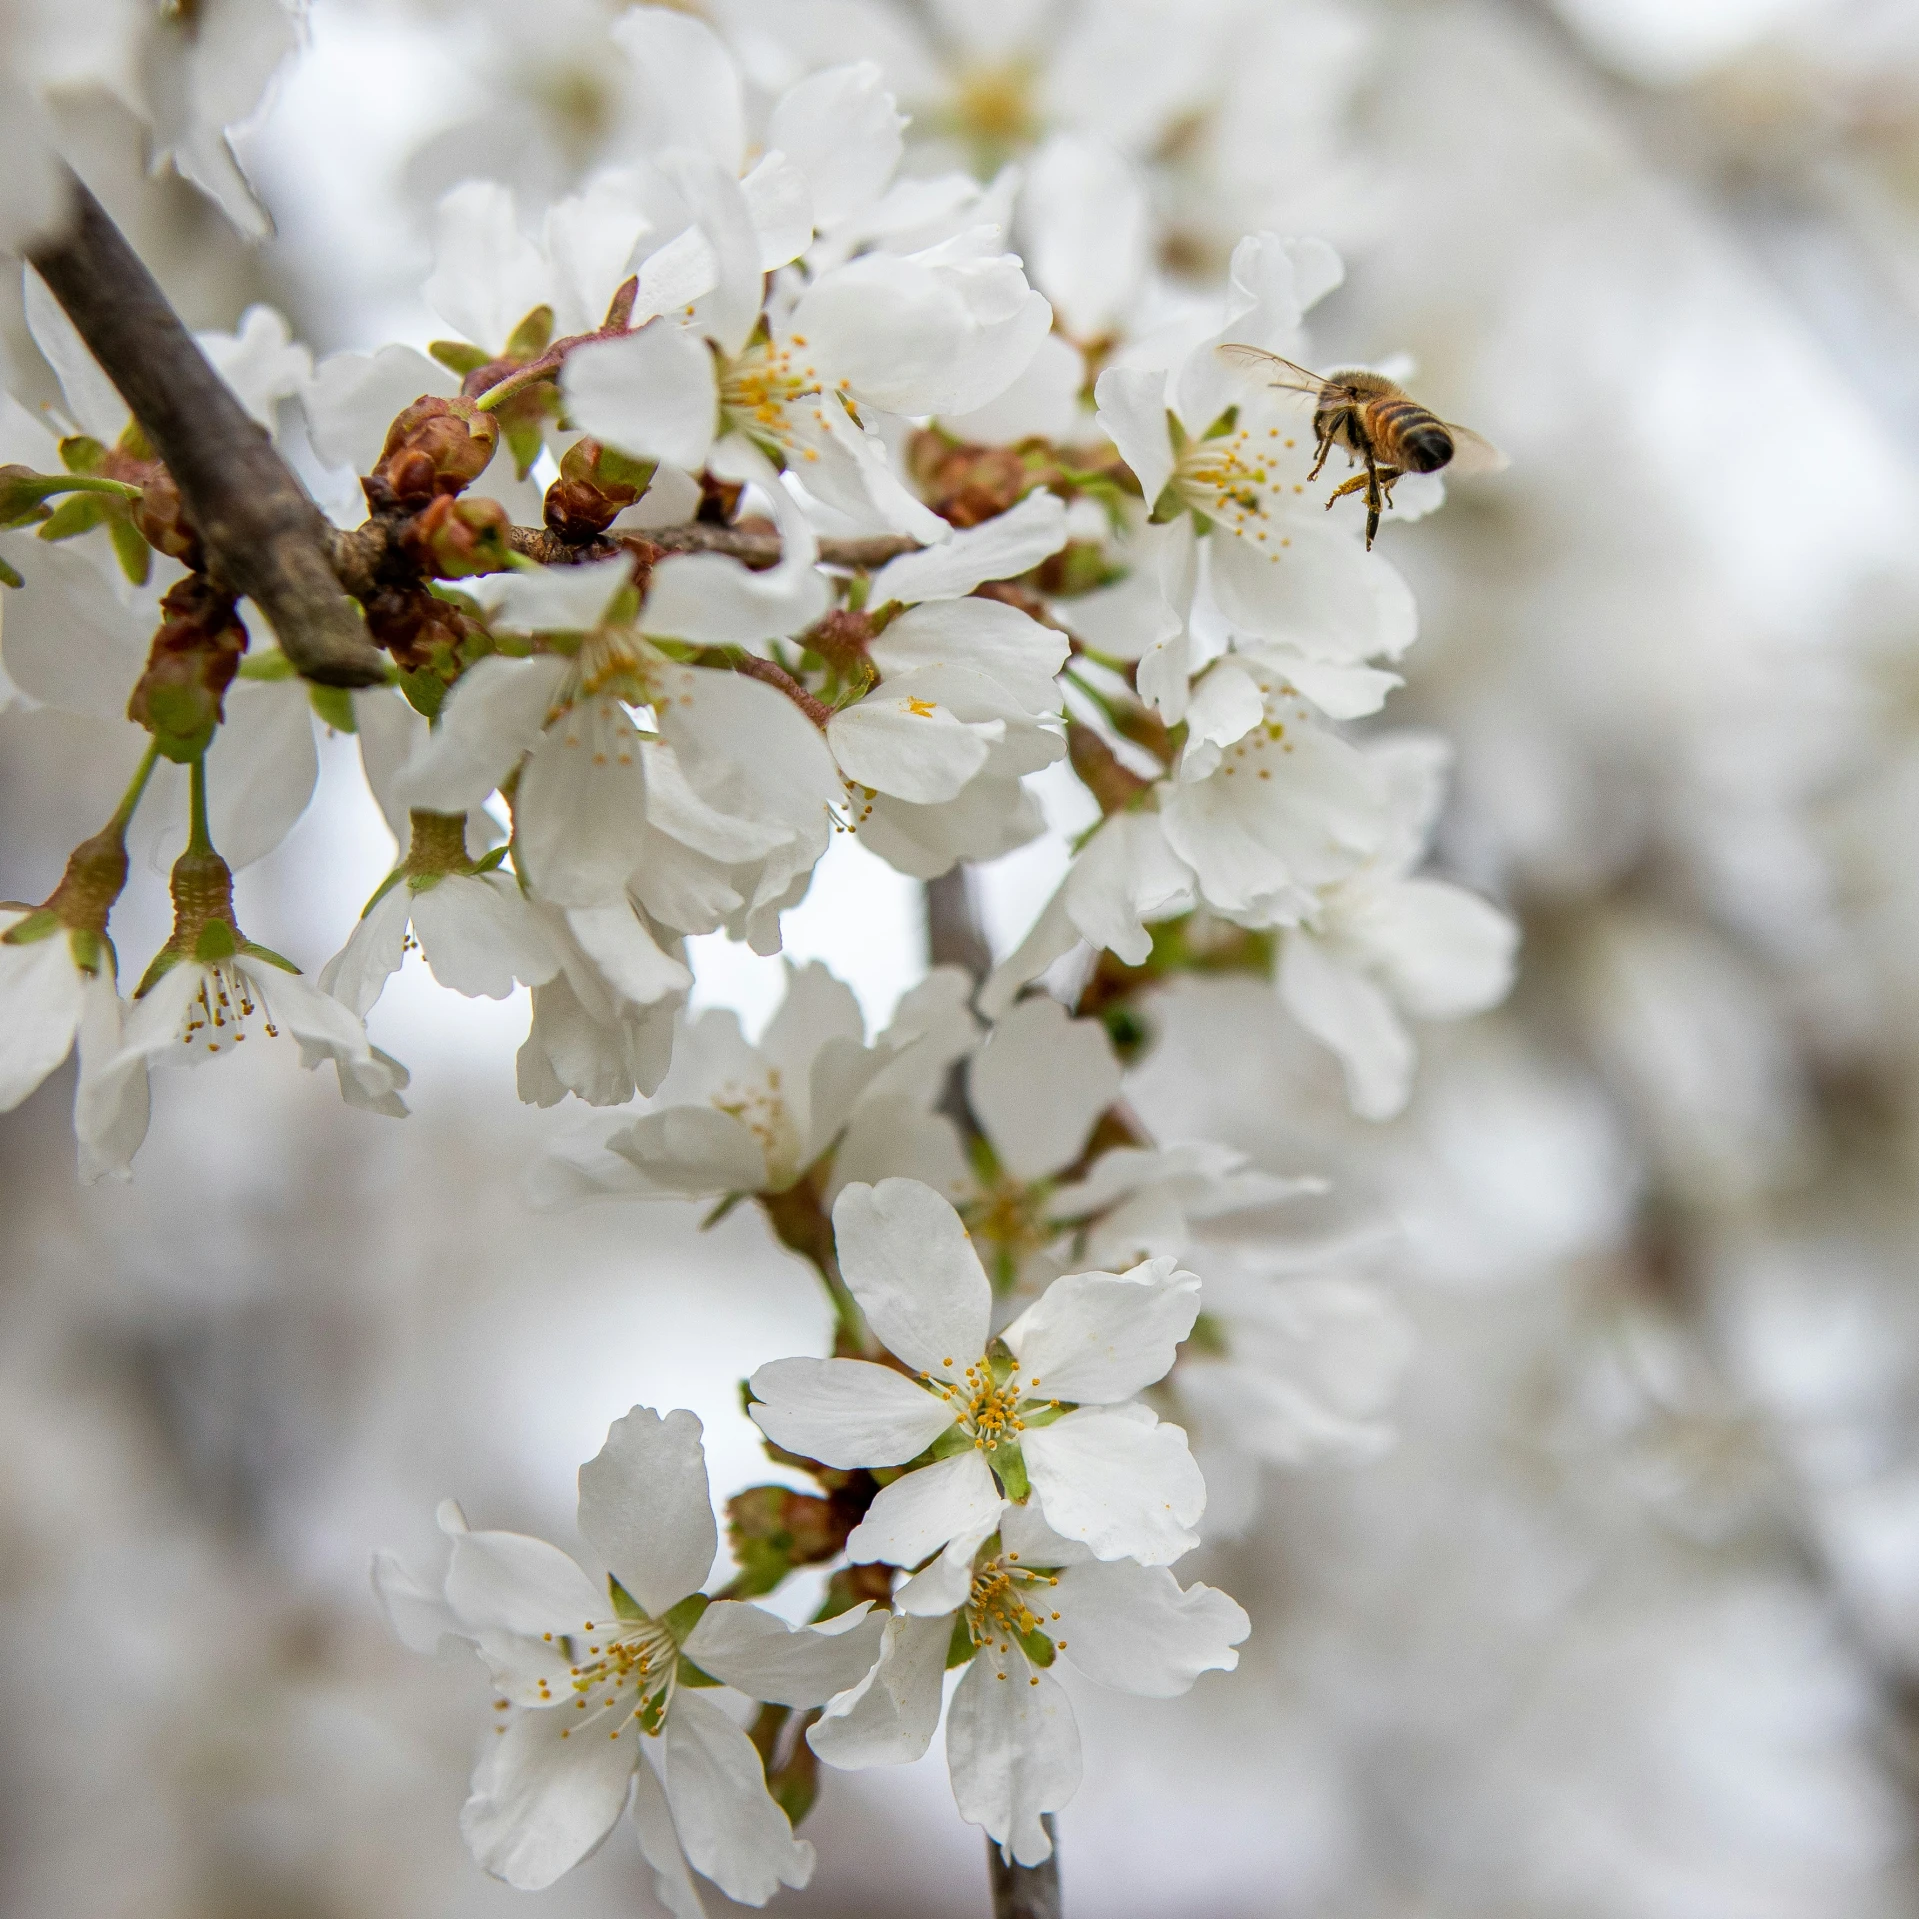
24 171 388 687
988 1822 1062 1919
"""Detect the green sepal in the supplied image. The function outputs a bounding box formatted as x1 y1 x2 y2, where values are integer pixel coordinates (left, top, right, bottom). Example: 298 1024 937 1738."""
238 939 300 974
357 867 407 919
1019 1402 1070 1430
675 1653 722 1689
59 435 107 475
133 944 185 997
1200 404 1239 440
989 1442 1031 1502
38 492 109 541
309 682 357 732
67 926 109 977
1 906 61 945
608 1575 649 1623
700 1190 748 1231
151 725 215 765
926 1424 974 1462
1013 1624 1057 1668
662 1592 711 1644
398 669 447 720
472 844 510 873
107 512 150 586
945 1614 977 1670
429 339 494 376
0 553 22 588
726 1536 790 1599
504 412 548 481
239 649 298 681
637 1688 669 1736
193 918 239 963
1146 480 1187 525
504 305 555 362
595 445 657 492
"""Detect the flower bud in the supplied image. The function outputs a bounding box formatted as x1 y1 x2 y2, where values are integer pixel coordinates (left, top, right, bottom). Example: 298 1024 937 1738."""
126 577 248 763
361 583 481 673
542 438 656 542
370 396 500 506
907 432 1032 527
134 471 203 567
401 493 512 577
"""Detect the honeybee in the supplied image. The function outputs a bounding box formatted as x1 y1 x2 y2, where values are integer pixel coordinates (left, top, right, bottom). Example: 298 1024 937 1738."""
1217 346 1506 548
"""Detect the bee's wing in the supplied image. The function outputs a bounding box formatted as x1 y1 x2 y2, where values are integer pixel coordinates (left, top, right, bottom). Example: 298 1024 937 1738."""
1441 423 1509 477
1214 343 1326 396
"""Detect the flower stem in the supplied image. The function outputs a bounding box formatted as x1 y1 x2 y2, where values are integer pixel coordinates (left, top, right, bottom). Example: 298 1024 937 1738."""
110 740 162 834
989 1820 1061 1919
186 752 213 856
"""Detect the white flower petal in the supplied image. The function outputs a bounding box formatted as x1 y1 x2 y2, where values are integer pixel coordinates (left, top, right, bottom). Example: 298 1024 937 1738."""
844 1448 1003 1566
869 596 1068 717
808 1612 951 1770
611 8 745 174
629 1756 709 1919
660 1691 814 1904
370 1548 459 1656
607 1105 769 1196
1051 1558 1249 1698
828 695 993 804
1002 1257 1201 1405
467 556 635 635
683 1599 886 1707
967 996 1120 1182
768 62 903 230
1278 932 1416 1121
318 882 412 1019
394 654 570 815
946 1649 1080 1868
444 1528 606 1636
304 343 458 474
748 1356 955 1469
739 150 813 272
1021 1407 1205 1565
242 962 376 1066
1207 519 1417 664
412 873 560 1000
73 969 148 1182
576 1405 717 1618
352 688 426 842
0 534 148 718
205 680 318 869
869 493 1068 607
831 1177 992 1372
1342 878 1518 1021
896 1521 997 1617
1022 134 1149 340
460 1699 635 1891
1093 365 1174 505
0 926 85 1111
564 323 719 473
564 900 692 1008
25 264 128 441
425 181 551 351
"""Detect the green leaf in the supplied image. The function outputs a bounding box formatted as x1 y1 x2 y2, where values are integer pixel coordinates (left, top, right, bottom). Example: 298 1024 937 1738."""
662 1592 711 1644
309 682 357 733
108 511 151 586
429 339 493 376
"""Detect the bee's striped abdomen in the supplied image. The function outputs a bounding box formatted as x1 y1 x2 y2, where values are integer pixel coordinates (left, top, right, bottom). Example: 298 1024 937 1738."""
1366 398 1454 473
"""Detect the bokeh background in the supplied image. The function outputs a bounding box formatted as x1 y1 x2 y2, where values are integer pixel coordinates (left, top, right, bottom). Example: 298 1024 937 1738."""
9 1 1919 1913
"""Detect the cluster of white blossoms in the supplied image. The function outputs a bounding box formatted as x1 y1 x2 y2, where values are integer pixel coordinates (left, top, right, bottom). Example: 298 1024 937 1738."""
0 4 1508 1905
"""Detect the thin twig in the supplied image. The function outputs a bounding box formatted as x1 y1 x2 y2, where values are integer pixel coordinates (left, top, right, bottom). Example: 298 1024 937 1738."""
25 171 387 687
988 1821 1062 1919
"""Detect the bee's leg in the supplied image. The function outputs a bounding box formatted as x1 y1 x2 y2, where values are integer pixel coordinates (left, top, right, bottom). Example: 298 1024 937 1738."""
1326 473 1370 505
1307 433 1333 482
1377 465 1403 506
1362 449 1383 547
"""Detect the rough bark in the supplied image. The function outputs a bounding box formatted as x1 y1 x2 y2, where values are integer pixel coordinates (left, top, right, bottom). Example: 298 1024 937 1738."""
24 172 388 687
988 1821 1062 1919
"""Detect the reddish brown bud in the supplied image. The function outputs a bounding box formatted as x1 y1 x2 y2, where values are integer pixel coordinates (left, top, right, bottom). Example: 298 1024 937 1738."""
1067 718 1152 816
361 584 480 671
372 396 500 505
907 431 1032 527
542 438 656 542
133 471 203 567
696 471 745 525
127 577 248 762
402 493 512 577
